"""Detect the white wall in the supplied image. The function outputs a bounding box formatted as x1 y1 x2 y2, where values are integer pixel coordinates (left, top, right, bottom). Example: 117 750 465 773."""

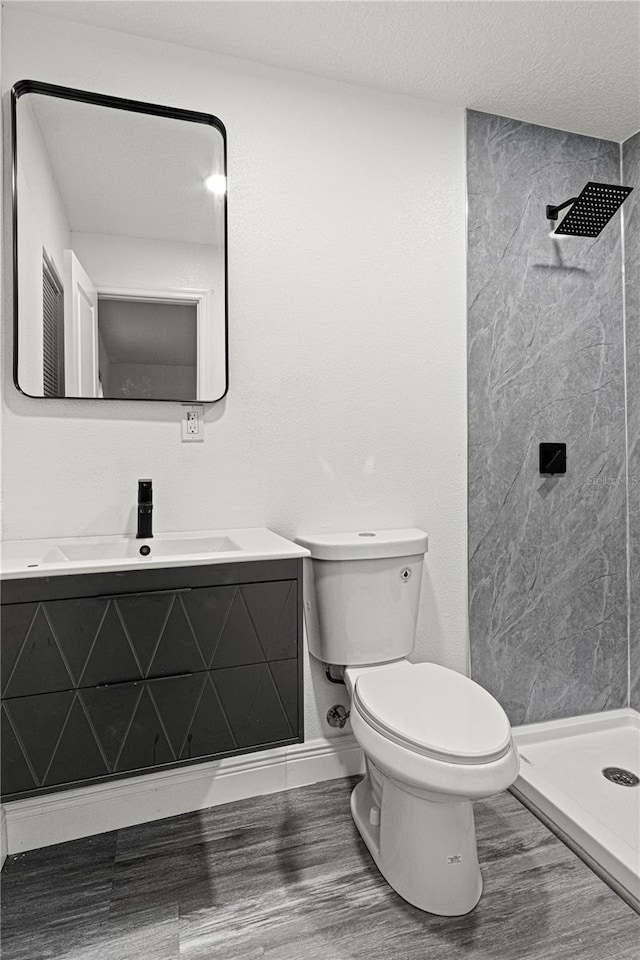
15 96 71 395
71 233 220 292
2 9 469 744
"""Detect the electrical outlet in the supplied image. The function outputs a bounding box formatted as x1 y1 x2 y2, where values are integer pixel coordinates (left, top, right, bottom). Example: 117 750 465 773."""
181 405 204 442
187 412 198 434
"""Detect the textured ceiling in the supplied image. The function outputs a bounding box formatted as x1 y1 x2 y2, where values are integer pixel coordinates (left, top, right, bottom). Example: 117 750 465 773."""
24 92 225 245
8 1 640 141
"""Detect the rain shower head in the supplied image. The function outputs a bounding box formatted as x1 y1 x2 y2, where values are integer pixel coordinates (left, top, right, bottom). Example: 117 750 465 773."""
546 181 633 237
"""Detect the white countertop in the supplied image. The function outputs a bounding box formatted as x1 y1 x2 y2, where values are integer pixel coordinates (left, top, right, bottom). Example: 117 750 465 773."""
0 527 309 579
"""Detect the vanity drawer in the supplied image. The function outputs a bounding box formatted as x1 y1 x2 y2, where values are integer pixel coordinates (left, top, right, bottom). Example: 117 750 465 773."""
1 660 298 799
1 579 298 698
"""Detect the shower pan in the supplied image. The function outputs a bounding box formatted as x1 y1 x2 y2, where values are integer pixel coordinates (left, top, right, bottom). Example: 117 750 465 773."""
511 710 640 913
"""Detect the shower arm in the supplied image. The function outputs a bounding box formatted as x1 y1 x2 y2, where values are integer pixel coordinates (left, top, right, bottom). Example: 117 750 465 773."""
546 198 578 221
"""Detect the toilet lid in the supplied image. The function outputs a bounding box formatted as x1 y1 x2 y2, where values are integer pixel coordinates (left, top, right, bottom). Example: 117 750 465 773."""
353 663 512 764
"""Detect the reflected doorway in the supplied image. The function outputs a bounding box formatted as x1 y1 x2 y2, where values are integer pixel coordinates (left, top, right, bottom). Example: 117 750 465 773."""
97 297 197 400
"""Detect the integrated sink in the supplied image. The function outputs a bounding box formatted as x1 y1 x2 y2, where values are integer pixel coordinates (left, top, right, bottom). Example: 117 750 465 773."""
58 534 240 562
0 528 309 579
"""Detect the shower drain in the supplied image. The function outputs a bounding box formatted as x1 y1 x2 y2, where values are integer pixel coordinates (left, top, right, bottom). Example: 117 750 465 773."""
602 767 639 787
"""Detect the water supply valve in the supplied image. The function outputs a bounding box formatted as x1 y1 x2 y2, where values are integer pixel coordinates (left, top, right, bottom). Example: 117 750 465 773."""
326 705 350 729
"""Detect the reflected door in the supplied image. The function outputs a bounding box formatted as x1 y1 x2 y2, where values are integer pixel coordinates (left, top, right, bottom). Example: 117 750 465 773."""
64 249 99 397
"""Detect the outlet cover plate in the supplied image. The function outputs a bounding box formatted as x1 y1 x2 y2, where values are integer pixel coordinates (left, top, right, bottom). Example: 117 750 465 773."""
181 405 204 442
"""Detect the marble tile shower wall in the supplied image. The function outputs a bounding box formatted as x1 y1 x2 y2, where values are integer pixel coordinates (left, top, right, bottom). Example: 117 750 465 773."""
623 131 640 710
467 109 630 725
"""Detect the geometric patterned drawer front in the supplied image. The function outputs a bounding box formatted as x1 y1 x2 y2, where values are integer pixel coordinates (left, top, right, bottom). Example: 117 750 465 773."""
1 659 298 799
2 580 297 699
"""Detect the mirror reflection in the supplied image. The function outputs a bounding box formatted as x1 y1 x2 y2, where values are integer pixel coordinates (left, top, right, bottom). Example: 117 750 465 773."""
14 84 227 401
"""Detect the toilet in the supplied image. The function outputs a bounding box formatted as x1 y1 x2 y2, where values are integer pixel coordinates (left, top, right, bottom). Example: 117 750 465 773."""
297 528 519 916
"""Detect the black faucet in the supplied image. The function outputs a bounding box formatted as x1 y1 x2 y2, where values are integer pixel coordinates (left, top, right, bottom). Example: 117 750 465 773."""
137 479 153 539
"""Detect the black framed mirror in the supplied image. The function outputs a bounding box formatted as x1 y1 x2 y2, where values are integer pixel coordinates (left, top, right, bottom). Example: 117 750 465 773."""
12 81 228 401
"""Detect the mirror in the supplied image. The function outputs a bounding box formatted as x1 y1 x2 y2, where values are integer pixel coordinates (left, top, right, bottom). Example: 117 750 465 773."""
12 81 227 401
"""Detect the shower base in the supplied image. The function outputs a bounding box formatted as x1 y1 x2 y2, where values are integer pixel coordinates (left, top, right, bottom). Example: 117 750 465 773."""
511 708 640 913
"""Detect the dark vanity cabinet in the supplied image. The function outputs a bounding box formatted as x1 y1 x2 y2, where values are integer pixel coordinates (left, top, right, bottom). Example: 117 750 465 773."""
1 559 303 800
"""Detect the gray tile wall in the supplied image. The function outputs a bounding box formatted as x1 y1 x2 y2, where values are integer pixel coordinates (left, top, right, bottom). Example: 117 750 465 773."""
623 131 640 709
467 110 628 725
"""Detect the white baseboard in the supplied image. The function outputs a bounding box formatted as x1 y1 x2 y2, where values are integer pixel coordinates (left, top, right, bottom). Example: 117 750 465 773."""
0 806 7 869
2 736 364 856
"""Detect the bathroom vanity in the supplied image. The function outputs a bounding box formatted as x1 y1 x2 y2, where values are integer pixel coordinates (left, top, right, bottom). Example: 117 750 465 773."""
0 529 307 801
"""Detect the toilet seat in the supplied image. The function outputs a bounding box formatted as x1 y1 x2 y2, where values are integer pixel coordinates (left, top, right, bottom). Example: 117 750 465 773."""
353 662 512 765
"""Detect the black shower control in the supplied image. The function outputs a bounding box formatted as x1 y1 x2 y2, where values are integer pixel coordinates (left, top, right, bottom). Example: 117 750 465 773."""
539 443 566 476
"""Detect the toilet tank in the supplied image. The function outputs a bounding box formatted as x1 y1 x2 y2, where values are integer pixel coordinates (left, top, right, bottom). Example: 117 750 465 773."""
296 529 428 666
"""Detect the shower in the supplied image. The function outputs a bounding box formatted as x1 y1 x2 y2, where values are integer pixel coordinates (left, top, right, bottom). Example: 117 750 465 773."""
546 180 633 236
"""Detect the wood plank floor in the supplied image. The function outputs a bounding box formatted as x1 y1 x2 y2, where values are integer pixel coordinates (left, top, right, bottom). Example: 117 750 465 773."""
1 777 638 959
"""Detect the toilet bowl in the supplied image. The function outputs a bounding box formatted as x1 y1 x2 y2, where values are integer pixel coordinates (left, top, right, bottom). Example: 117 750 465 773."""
347 660 518 799
346 660 519 914
297 528 519 916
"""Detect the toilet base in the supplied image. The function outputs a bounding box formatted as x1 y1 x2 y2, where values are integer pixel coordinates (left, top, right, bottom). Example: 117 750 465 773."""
350 771 483 916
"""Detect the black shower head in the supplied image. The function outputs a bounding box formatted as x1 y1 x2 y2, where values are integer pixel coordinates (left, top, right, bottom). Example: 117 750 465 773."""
546 181 633 237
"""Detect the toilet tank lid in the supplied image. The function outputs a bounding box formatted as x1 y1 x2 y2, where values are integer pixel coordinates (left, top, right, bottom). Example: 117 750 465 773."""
296 528 428 561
